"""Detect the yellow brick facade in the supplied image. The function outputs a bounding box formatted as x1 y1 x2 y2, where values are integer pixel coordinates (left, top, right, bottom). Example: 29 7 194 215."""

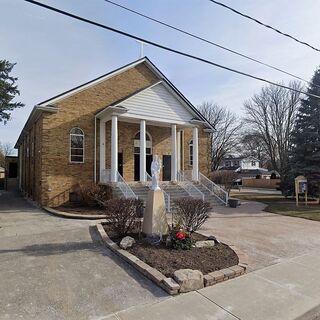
17 62 211 207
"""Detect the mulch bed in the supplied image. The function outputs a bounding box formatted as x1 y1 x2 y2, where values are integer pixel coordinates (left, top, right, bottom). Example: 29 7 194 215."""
56 203 106 215
103 224 239 278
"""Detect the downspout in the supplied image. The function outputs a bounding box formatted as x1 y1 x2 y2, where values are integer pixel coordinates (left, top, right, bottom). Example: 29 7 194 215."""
94 116 97 183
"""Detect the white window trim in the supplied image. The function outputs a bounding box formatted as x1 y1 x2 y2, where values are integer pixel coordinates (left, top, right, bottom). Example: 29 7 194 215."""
134 131 152 155
70 127 85 164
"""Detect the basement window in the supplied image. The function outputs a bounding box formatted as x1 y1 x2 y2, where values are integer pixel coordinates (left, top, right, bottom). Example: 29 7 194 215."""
70 127 84 163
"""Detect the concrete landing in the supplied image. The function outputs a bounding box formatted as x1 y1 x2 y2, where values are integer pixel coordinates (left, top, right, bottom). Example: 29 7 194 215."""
110 250 320 320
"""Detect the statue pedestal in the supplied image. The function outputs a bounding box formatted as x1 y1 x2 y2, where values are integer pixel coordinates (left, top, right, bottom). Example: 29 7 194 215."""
142 189 168 236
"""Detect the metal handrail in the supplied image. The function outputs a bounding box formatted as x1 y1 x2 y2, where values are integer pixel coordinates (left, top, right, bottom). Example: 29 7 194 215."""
199 172 228 206
100 169 137 199
117 172 137 199
145 172 171 212
177 171 205 201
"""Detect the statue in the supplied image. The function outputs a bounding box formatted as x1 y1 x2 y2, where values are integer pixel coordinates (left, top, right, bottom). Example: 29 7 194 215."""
143 154 168 237
151 155 161 191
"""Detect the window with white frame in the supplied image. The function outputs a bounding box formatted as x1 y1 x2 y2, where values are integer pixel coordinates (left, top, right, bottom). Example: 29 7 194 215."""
70 127 84 163
189 140 193 165
134 131 152 155
251 161 256 167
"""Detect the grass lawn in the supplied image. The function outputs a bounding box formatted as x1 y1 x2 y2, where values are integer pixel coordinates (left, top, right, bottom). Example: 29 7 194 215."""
231 191 320 221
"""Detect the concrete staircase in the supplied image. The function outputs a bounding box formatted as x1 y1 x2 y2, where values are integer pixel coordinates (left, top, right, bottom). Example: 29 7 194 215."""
112 181 223 210
193 183 224 207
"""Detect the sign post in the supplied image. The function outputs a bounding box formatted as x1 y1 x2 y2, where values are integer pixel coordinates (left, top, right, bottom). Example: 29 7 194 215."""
294 176 308 207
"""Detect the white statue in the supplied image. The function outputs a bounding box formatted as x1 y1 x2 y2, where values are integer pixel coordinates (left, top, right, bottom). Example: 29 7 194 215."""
151 155 161 191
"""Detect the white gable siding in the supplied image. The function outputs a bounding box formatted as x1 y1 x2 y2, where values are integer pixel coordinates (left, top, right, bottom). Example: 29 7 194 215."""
116 83 195 123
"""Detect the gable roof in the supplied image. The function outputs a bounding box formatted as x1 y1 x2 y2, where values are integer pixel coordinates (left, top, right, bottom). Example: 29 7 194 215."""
16 57 214 147
39 57 213 129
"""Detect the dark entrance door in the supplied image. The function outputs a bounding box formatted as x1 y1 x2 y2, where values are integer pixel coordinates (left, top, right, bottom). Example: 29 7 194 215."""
134 154 153 181
8 163 18 178
146 155 152 176
162 155 171 181
118 153 123 177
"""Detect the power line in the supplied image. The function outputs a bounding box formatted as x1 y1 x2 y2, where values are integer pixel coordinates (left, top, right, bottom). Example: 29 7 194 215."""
22 0 320 100
208 0 320 53
102 0 319 89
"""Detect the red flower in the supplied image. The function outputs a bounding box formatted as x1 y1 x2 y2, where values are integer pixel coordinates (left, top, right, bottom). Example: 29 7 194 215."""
176 231 186 240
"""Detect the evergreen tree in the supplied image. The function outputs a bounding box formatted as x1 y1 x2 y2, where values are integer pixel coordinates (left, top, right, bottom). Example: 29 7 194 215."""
290 68 320 198
0 60 24 123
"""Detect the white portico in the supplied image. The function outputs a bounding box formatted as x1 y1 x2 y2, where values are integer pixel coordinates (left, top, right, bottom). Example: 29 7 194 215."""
95 80 212 184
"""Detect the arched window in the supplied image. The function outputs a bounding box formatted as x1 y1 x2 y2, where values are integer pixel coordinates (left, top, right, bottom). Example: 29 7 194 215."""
134 131 152 155
70 127 84 163
189 140 193 165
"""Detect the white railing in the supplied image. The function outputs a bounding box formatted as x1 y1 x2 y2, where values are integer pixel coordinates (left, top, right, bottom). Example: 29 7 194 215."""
100 169 137 199
145 172 171 212
100 169 111 184
199 172 228 206
177 171 205 201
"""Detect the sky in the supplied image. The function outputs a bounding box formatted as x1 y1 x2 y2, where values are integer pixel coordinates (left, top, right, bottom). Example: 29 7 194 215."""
1 0 320 149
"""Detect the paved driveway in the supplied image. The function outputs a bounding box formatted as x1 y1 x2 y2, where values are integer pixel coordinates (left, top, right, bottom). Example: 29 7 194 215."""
0 191 167 320
201 201 320 271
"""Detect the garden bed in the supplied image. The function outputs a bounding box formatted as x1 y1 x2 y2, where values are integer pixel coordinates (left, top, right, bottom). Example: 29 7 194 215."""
103 224 239 278
56 203 106 216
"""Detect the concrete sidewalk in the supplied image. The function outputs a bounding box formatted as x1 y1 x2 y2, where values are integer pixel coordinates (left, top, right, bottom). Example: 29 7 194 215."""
109 250 320 320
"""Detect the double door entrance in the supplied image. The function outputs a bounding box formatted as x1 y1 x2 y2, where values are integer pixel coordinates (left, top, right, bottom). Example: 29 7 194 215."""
134 154 172 181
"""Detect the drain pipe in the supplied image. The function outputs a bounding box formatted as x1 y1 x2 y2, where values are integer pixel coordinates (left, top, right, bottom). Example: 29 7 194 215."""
94 116 97 183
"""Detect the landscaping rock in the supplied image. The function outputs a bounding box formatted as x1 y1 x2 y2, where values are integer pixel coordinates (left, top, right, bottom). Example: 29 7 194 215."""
173 269 204 293
207 235 220 244
120 236 135 249
195 240 216 248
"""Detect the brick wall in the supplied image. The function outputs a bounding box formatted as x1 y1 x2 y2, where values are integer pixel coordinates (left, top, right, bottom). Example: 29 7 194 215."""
41 63 158 206
19 62 211 207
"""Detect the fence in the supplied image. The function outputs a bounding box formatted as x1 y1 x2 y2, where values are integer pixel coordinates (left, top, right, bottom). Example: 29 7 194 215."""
242 178 280 189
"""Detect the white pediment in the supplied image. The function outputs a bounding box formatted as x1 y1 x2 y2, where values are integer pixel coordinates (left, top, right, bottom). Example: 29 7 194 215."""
114 82 197 124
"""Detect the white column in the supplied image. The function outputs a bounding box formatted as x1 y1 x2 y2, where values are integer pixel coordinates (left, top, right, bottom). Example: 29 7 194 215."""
140 119 146 182
99 120 106 182
111 115 118 182
171 124 177 182
192 126 199 181
177 131 181 172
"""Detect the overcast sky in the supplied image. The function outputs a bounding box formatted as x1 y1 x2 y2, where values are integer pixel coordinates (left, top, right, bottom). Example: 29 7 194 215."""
1 0 320 148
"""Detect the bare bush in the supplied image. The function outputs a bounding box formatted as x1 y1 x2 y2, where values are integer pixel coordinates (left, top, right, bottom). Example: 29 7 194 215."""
105 198 143 237
173 198 210 233
79 183 112 207
211 171 238 195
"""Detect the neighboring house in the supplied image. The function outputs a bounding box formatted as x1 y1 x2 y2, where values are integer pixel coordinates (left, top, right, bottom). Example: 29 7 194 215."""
0 167 5 179
15 57 215 207
219 156 280 180
219 156 261 172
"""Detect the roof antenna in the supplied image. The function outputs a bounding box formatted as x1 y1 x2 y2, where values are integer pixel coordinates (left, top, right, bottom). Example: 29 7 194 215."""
136 40 145 58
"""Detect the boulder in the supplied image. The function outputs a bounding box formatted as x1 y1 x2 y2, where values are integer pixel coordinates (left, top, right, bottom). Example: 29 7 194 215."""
207 235 220 244
173 269 204 293
195 240 216 248
120 236 135 249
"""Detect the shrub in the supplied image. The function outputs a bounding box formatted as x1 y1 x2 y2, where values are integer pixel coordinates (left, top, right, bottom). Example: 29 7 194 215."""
104 198 143 237
79 182 112 207
171 229 192 250
173 197 210 233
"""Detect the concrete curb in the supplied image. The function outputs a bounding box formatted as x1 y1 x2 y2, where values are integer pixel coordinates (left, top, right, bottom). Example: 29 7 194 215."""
96 223 247 295
43 207 107 220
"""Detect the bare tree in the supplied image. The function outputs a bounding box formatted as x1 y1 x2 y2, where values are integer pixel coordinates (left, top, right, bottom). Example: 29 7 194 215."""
198 102 241 171
243 81 302 176
237 131 270 168
0 142 13 167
